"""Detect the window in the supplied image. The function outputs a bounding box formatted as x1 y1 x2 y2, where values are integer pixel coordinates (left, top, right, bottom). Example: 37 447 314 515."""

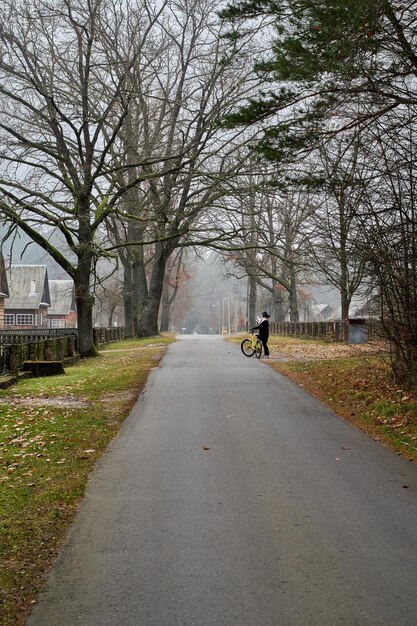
4 314 14 325
51 318 65 329
16 314 34 326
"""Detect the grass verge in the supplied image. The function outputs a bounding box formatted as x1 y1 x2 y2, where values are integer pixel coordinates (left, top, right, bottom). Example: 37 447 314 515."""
266 335 417 463
0 334 175 626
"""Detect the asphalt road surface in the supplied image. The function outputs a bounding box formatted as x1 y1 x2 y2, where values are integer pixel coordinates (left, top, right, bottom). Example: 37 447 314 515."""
27 335 417 626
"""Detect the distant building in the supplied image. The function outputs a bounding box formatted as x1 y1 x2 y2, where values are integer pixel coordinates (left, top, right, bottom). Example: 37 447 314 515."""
48 280 77 328
315 303 335 321
0 253 10 327
299 300 335 322
4 265 51 329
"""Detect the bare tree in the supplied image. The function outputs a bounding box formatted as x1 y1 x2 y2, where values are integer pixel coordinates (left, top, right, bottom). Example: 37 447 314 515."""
355 109 417 386
255 188 315 322
218 162 315 323
159 249 190 333
307 134 369 320
107 0 261 336
0 0 171 355
93 272 124 328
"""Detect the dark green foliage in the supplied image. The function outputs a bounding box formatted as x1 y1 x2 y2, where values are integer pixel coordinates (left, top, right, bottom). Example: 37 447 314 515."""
220 0 415 158
223 0 385 79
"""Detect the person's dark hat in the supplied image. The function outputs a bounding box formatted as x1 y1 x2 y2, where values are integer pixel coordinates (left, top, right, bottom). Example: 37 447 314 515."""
261 311 270 318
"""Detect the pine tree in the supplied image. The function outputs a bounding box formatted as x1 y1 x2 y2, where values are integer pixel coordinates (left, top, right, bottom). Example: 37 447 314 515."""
220 0 417 158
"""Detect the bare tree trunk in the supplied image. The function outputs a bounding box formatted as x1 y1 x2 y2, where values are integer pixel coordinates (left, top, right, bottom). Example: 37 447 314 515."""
340 279 351 322
74 263 97 357
160 291 171 332
124 273 134 337
159 250 184 332
76 294 96 356
248 275 257 328
132 254 148 337
288 268 299 323
273 285 286 322
339 190 351 321
75 197 97 357
108 307 116 328
140 244 169 336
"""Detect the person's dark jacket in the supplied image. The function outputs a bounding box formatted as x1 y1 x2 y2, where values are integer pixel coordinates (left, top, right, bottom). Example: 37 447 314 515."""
251 318 269 341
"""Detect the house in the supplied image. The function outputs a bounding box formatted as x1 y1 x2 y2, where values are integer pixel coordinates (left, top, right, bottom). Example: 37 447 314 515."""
299 301 335 322
0 253 10 327
4 265 51 329
48 280 77 328
316 303 335 321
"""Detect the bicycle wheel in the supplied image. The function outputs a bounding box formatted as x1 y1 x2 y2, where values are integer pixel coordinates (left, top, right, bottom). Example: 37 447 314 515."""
255 340 262 358
241 338 255 357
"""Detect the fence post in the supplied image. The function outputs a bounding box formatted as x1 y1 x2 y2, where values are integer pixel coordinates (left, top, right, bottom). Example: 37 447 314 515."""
44 339 53 361
9 345 20 374
28 342 37 361
57 337 65 360
68 335 76 357
93 328 100 348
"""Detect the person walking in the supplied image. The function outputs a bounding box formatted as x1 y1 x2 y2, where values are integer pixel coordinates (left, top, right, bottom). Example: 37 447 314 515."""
251 311 271 358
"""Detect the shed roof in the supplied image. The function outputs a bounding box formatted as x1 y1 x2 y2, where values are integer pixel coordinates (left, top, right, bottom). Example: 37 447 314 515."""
48 280 76 315
5 265 51 309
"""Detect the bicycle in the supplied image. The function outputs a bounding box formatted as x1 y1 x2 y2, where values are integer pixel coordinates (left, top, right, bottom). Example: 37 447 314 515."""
241 332 262 358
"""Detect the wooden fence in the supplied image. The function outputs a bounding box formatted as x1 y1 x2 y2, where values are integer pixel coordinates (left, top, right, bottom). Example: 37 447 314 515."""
0 328 78 345
0 327 125 376
269 319 384 342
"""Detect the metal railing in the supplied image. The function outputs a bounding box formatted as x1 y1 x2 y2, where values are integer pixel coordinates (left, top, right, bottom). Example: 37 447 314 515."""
0 328 77 344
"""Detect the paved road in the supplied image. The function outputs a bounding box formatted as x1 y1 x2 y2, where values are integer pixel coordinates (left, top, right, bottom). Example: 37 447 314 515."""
28 336 417 626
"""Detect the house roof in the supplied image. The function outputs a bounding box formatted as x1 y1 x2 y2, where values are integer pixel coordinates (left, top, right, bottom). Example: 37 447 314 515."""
308 303 335 321
48 280 76 315
5 265 51 309
0 253 9 298
316 303 335 317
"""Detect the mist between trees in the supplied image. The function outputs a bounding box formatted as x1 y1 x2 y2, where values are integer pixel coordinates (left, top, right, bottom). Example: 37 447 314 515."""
0 0 416 387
